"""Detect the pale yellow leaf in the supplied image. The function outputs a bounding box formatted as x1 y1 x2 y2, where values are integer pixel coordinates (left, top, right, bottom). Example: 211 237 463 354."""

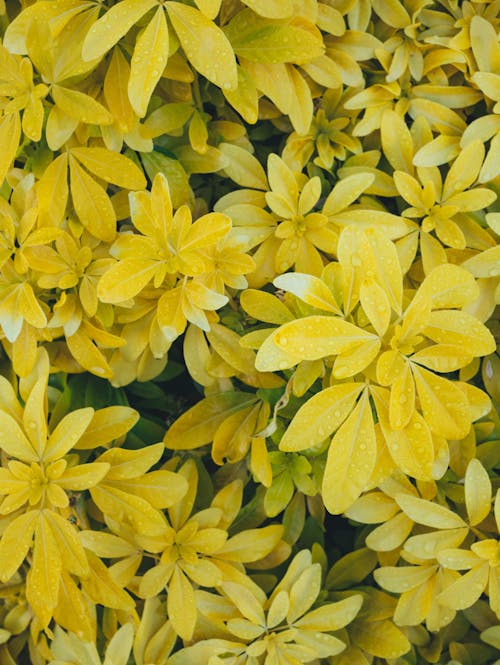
128 7 169 117
167 2 237 90
322 391 376 514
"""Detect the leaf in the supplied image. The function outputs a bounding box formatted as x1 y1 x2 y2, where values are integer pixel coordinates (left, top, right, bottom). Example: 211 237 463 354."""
412 365 471 440
164 392 258 450
465 459 492 527
37 153 69 227
44 510 88 576
273 273 341 314
70 147 146 190
82 551 135 611
423 311 495 358
0 112 21 185
44 407 94 462
350 618 411 659
218 143 268 190
0 410 37 462
365 512 414 552
216 524 283 562
0 511 38 582
381 109 413 173
418 263 479 309
26 512 62 627
395 494 466 529
128 7 169 117
295 595 363 631
279 383 363 452
90 484 167 536
74 406 139 449
52 85 113 125
287 563 321 623
322 391 376 514
240 289 294 324
437 563 489 610
168 567 197 640
69 155 116 242
225 11 324 64
167 2 237 90
103 623 134 665
97 259 158 304
272 315 377 361
82 0 157 61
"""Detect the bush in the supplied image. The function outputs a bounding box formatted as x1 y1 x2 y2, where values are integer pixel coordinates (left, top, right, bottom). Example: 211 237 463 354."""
0 0 499 663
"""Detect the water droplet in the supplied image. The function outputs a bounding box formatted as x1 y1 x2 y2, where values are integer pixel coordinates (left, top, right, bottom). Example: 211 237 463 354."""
399 394 407 404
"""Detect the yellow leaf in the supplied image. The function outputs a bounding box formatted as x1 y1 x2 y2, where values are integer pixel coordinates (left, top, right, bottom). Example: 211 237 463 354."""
372 0 409 28
74 406 139 449
0 112 21 185
164 392 259 450
52 85 113 125
223 65 259 124
396 494 466 529
437 562 489 610
465 458 492 527
168 566 197 639
404 528 468 560
182 212 231 252
322 391 376 514
70 147 146 190
91 484 167 536
225 11 324 65
167 2 237 90
274 273 341 314
44 510 88 576
323 173 374 217
365 512 414 552
65 328 113 379
287 64 314 135
0 510 38 581
69 156 116 242
423 310 496 357
418 263 479 309
272 315 377 361
408 99 466 136
103 623 134 665
0 410 37 462
389 363 415 430
350 618 410 659
360 277 391 336
82 0 157 61
240 289 294 324
104 46 136 133
280 382 364 452
243 0 294 18
216 525 283 562
381 109 413 173
412 365 471 439
219 143 268 190
412 135 460 167
97 259 158 303
212 403 261 464
128 7 169 117
57 462 110 491
44 407 94 462
287 563 321 622
295 595 363 631
344 492 399 524
26 512 62 627
411 344 473 373
82 551 135 611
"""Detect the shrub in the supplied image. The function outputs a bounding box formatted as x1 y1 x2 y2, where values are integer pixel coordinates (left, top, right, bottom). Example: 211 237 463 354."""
0 0 498 663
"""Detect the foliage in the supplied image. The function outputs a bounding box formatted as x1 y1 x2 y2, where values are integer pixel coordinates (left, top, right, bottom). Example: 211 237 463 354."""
0 0 499 663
